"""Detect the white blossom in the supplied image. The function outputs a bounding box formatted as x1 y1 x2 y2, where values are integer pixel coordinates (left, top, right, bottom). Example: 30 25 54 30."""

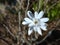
22 11 49 35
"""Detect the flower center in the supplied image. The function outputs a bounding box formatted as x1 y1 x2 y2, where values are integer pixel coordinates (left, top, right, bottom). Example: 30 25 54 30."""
34 19 38 24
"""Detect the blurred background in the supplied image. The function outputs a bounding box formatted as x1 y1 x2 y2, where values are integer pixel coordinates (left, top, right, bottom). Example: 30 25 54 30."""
0 0 60 45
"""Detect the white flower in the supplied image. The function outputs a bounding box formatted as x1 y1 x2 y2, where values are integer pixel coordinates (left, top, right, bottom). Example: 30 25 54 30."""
22 11 49 35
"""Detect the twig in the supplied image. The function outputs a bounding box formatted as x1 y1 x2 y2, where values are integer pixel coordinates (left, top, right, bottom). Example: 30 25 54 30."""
56 38 60 42
36 30 53 44
38 0 42 12
17 0 22 45
38 0 40 12
17 0 22 32
17 0 22 9
0 38 12 45
3 24 15 39
25 0 30 17
44 0 49 12
47 0 60 13
16 0 22 32
16 11 21 45
18 12 21 32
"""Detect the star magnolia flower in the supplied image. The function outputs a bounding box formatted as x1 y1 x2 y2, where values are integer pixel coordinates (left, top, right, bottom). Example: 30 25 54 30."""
22 11 49 35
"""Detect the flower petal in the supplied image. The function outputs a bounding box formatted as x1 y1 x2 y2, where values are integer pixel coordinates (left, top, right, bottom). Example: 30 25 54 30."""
34 11 38 19
24 18 32 23
38 11 44 19
40 25 47 31
40 22 46 26
28 23 34 27
28 28 33 35
36 27 42 35
22 21 29 25
40 18 49 22
33 26 37 31
27 11 33 19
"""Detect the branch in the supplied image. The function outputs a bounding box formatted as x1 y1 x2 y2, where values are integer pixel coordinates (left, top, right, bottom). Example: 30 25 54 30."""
3 24 15 39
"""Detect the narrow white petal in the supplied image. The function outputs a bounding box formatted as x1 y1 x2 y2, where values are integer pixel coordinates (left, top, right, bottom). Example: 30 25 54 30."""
28 28 33 35
33 26 37 31
22 21 28 25
36 27 42 35
27 11 33 19
40 22 46 26
34 11 38 19
28 23 34 27
38 11 44 19
40 25 47 31
24 18 32 23
40 18 49 22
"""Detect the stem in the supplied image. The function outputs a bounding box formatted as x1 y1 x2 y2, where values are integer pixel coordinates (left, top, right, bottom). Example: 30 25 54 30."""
38 0 40 12
17 0 22 45
17 11 21 45
25 0 30 17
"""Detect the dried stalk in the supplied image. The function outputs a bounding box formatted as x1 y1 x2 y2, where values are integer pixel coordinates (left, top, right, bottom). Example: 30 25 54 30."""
2 24 15 45
38 0 40 11
3 24 15 39
38 0 41 12
25 0 30 17
16 0 22 45
47 0 60 13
